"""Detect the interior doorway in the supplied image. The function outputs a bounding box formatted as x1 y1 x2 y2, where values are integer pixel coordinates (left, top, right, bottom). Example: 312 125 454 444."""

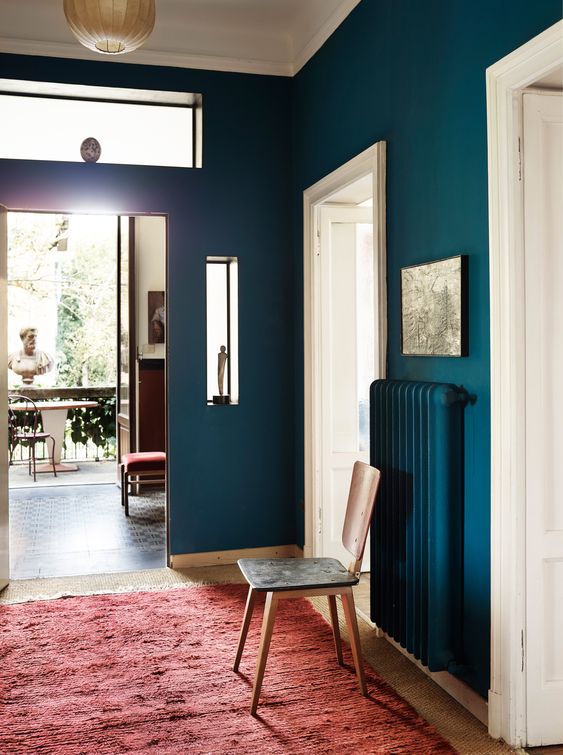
487 20 563 747
4 210 168 581
303 142 387 570
317 202 374 569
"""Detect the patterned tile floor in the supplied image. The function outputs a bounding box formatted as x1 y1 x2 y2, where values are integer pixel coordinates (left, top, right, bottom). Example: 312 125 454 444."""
9 483 166 579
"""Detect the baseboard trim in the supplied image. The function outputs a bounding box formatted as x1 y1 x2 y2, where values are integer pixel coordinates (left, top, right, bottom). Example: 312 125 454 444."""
381 632 488 726
170 544 303 569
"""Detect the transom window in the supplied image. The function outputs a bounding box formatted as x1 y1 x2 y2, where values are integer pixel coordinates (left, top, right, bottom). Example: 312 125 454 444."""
0 79 202 168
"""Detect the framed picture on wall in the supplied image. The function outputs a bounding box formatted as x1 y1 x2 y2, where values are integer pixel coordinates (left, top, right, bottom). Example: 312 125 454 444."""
148 291 165 344
400 254 468 356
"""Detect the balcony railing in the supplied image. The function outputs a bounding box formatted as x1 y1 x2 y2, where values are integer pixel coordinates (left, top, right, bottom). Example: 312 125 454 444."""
9 386 116 463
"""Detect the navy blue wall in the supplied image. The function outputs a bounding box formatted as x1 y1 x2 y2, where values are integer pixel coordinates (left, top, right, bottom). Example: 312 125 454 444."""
0 53 295 556
291 0 562 697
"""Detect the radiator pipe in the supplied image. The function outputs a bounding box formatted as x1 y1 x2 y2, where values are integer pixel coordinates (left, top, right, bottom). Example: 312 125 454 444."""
443 386 476 406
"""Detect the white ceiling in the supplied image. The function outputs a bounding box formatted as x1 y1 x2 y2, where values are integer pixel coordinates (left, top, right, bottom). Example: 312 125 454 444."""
0 0 362 77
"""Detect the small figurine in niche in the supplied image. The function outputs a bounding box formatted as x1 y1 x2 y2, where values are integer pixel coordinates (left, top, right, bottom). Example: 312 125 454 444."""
8 327 54 385
217 345 228 396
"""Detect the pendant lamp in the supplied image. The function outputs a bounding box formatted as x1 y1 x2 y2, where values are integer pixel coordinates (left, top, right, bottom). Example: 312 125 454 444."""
63 0 156 55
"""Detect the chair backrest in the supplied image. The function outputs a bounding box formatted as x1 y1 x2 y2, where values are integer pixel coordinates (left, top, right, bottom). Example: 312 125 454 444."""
341 461 381 574
8 394 40 441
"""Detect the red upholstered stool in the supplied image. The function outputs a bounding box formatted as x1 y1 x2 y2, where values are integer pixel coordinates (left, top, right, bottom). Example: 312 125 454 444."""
120 451 166 516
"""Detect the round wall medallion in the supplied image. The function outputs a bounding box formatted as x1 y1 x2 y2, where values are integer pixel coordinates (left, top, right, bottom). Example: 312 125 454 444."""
80 137 102 163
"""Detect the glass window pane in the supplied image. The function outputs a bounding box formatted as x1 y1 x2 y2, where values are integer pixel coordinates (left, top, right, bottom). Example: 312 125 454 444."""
119 219 130 415
0 94 193 167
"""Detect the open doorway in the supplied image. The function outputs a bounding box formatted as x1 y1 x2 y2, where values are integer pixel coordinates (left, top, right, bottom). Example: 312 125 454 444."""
6 210 168 579
303 142 387 618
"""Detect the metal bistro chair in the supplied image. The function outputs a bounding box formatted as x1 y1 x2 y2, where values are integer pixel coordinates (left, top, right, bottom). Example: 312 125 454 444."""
233 460 381 715
8 394 57 482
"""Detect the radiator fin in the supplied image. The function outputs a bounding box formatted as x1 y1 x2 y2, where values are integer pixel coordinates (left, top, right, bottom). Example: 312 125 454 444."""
370 379 464 671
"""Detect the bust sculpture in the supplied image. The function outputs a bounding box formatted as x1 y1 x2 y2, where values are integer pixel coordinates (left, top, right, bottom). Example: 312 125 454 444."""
7 327 54 385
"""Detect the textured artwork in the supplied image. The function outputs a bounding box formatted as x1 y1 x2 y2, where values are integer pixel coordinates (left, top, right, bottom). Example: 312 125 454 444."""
401 255 467 356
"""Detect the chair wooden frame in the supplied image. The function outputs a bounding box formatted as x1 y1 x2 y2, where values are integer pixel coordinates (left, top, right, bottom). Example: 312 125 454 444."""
120 452 166 516
8 394 57 482
233 461 381 715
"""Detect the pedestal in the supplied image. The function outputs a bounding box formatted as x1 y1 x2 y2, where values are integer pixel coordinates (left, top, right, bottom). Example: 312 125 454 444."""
212 395 230 405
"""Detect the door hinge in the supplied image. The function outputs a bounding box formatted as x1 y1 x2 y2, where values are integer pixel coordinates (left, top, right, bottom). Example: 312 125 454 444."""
315 226 321 256
517 137 522 182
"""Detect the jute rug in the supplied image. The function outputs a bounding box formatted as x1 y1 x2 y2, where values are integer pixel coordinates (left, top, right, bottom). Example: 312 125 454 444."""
1 584 455 754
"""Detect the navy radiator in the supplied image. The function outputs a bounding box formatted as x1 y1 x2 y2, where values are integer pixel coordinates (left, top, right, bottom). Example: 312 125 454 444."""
370 379 466 672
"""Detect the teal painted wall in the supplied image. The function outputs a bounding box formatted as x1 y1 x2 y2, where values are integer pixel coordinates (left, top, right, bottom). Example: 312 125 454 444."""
0 54 295 557
1 0 561 702
291 0 562 697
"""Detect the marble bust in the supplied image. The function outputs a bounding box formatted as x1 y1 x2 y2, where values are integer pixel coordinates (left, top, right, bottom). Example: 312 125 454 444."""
8 327 54 385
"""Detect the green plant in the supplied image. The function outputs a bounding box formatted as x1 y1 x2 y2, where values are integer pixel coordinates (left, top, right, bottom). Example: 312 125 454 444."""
66 396 116 458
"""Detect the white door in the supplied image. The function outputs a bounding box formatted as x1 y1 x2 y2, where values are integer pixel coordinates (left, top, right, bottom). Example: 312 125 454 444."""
523 91 563 746
0 205 9 591
318 206 376 568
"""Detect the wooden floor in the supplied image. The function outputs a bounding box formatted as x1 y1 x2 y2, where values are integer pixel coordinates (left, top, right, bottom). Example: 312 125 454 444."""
354 571 371 619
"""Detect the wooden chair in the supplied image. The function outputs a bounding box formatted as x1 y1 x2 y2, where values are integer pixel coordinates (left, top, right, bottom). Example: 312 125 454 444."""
8 394 57 482
120 451 166 516
233 460 381 715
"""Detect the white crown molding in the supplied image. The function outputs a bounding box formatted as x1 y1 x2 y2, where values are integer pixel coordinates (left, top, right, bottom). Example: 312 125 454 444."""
291 0 361 75
0 36 293 77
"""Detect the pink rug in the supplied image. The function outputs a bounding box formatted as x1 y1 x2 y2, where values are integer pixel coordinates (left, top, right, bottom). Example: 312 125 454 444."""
0 585 456 754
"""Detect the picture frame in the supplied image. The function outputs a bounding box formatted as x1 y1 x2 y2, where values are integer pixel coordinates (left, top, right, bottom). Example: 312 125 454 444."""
148 291 165 344
400 255 468 357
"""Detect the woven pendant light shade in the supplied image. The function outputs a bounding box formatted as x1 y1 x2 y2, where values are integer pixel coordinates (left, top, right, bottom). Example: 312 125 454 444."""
63 0 155 55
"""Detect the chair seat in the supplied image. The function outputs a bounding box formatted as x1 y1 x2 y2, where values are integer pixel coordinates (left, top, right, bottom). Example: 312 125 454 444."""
15 431 51 441
121 451 166 472
237 557 359 592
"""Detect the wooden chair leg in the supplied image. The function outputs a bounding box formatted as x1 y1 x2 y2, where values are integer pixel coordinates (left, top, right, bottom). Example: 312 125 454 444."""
124 470 130 516
341 588 367 695
328 594 343 666
251 591 279 715
120 464 125 507
233 586 256 671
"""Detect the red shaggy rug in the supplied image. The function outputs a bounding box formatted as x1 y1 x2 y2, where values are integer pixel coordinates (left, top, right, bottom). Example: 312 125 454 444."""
0 585 455 754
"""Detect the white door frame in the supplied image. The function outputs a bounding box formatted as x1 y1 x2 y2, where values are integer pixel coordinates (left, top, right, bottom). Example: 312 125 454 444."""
0 206 8 591
487 20 563 747
303 141 386 559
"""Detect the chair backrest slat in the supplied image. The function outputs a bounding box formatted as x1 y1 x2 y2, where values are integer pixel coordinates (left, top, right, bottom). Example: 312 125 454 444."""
8 394 40 437
341 461 381 572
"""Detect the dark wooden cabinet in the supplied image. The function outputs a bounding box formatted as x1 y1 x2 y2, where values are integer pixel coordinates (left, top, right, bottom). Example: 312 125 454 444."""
138 359 166 452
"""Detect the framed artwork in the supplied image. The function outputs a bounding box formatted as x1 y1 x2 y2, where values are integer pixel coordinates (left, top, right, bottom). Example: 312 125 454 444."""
400 255 468 356
148 291 165 344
